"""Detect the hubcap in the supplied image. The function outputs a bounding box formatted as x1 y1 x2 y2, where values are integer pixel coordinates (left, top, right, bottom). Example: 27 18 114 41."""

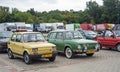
117 45 120 51
24 54 29 63
66 48 72 58
8 50 12 58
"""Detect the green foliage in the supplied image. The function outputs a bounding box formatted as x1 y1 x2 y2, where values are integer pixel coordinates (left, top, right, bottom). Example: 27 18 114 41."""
0 0 120 24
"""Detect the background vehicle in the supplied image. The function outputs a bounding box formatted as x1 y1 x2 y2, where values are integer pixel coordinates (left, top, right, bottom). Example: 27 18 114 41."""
80 24 93 30
65 23 80 31
112 24 120 30
15 22 27 32
39 23 52 32
79 30 97 40
0 23 16 32
33 24 41 32
7 32 57 64
0 31 13 52
25 24 33 32
47 30 99 59
52 23 64 30
95 30 120 51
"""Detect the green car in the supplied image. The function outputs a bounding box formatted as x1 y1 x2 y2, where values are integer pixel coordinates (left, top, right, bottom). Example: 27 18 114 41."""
47 30 99 59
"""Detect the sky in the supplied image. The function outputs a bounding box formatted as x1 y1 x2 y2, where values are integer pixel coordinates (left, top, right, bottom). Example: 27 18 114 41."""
0 0 103 12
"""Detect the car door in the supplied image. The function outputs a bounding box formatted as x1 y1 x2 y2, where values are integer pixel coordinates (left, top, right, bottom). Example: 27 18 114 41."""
104 30 117 48
96 31 105 45
55 32 65 52
14 34 24 55
8 34 17 53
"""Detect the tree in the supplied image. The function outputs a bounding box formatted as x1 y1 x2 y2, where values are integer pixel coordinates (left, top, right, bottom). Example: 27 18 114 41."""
102 0 118 23
0 6 10 23
86 1 102 24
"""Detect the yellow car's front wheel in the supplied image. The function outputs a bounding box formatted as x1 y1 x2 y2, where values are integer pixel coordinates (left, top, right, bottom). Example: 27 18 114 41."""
23 52 32 64
49 56 56 62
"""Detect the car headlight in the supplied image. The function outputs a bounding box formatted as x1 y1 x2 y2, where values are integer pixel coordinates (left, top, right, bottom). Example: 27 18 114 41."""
83 44 87 50
52 47 56 51
32 48 38 52
78 45 82 49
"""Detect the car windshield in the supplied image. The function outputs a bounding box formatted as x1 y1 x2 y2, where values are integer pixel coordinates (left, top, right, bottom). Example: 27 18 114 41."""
66 31 83 39
0 32 12 38
24 33 45 42
84 31 97 35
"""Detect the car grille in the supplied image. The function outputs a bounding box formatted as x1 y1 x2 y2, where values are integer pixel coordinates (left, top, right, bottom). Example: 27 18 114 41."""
38 47 52 54
82 44 95 49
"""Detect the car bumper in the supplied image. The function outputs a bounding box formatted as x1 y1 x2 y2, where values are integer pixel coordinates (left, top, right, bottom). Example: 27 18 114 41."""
29 52 57 59
75 49 95 54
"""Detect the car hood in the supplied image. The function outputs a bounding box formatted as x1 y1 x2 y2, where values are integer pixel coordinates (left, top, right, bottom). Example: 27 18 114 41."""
24 42 56 48
71 39 97 44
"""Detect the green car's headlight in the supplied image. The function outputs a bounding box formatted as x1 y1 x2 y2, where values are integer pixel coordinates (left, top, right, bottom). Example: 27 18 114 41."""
78 45 82 49
32 48 38 52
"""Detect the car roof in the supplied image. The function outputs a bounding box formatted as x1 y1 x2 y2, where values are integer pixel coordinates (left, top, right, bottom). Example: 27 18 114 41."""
51 30 77 33
51 30 68 32
13 32 41 34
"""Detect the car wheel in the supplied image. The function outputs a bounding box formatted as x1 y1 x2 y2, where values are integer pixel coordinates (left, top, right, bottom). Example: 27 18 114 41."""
8 49 14 59
49 56 56 62
23 52 31 64
98 43 102 49
117 44 120 52
86 53 94 57
65 47 74 59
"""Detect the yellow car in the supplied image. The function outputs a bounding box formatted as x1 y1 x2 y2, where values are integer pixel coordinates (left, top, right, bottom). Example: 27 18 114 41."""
7 32 57 64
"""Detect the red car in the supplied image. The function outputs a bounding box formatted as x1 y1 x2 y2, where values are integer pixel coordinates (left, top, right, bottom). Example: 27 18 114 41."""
95 30 120 51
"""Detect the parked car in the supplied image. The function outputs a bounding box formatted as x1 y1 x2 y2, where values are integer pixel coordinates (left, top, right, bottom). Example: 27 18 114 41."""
95 30 120 51
0 31 13 52
47 30 99 59
7 32 57 64
79 30 97 40
112 24 120 30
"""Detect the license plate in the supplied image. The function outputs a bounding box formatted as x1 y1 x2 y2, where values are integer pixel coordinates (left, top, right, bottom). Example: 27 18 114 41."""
87 50 95 53
42 54 52 57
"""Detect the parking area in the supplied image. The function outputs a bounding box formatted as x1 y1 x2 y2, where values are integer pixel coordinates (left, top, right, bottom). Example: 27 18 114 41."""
0 49 120 72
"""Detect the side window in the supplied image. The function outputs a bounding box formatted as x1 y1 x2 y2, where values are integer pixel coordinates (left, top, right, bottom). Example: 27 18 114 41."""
65 32 73 39
105 31 113 37
16 34 22 42
11 34 16 41
49 33 57 39
56 32 63 39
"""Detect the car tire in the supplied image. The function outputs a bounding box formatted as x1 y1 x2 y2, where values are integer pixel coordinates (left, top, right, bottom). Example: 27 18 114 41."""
49 56 56 62
98 43 102 50
86 53 94 57
117 44 120 52
23 52 31 64
65 47 74 59
8 49 14 59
